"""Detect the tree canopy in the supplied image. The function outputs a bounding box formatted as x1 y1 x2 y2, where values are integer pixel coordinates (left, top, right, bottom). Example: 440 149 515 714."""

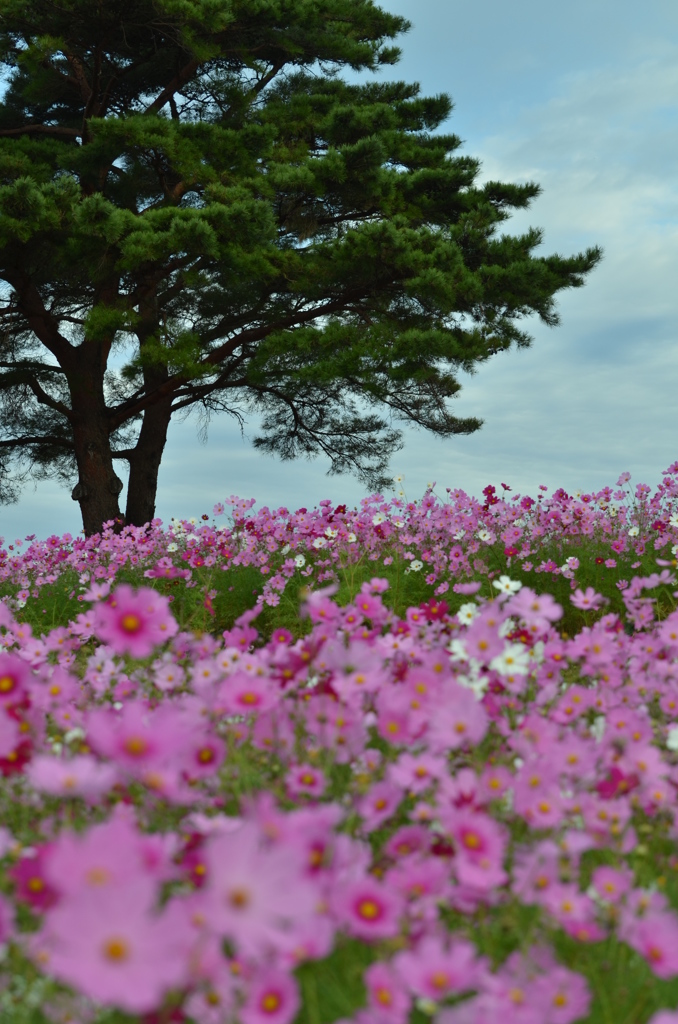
0 0 602 535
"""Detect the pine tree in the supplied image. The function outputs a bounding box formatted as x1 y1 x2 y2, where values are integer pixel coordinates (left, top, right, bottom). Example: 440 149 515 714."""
0 0 601 535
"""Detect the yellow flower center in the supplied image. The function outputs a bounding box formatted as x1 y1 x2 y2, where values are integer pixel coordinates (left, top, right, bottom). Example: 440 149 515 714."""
357 899 380 920
102 937 129 962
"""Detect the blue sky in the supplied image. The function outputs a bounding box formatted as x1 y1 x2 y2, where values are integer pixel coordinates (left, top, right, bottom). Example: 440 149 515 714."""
2 0 678 540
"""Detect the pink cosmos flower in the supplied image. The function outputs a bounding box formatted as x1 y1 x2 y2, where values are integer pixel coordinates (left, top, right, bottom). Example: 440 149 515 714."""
427 682 488 753
43 811 157 899
625 911 678 978
387 752 446 794
93 584 177 657
358 780 402 831
33 882 190 1014
27 754 117 800
506 587 562 635
443 809 507 890
286 764 326 800
570 587 605 611
86 701 191 778
0 652 30 703
536 962 592 1024
383 825 429 860
386 856 452 905
591 865 633 904
240 966 300 1024
333 876 404 941
364 961 411 1023
216 672 279 716
10 846 59 911
200 820 319 957
463 618 505 663
394 934 479 1001
0 894 14 943
0 710 19 758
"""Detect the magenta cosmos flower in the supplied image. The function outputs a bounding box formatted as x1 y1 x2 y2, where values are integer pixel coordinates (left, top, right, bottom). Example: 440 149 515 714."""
93 584 177 657
240 966 301 1024
333 876 404 941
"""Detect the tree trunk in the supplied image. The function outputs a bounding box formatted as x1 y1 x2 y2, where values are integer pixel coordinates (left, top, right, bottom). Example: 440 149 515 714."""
125 390 173 528
68 347 123 537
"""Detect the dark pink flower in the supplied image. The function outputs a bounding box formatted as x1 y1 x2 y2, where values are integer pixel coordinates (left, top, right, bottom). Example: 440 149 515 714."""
93 585 177 657
334 876 403 940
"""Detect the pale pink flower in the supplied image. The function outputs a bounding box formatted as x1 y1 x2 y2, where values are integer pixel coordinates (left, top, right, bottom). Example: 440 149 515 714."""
395 934 480 1001
364 960 411 1023
358 780 402 831
44 810 157 898
570 587 605 611
34 882 190 1014
625 911 678 978
86 701 191 777
27 755 117 800
200 820 319 957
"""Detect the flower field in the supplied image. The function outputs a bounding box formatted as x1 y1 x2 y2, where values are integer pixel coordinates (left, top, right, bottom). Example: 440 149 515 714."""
3 468 678 1023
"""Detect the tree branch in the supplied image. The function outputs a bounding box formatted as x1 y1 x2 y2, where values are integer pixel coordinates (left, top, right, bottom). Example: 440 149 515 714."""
144 57 202 116
0 270 76 364
0 435 74 450
107 292 361 428
0 125 81 140
25 379 73 419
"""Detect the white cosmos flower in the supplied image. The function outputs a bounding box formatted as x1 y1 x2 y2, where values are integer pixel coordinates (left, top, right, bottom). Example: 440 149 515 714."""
477 529 493 543
325 528 338 538
492 575 522 595
393 520 405 529
408 559 423 572
294 554 306 567
372 513 386 525
446 638 468 660
281 544 290 555
393 474 405 483
490 643 531 676
347 532 357 543
312 537 327 549
167 542 178 552
457 602 479 625
667 726 678 751
628 526 640 537
670 513 678 528
455 672 488 699
453 530 465 540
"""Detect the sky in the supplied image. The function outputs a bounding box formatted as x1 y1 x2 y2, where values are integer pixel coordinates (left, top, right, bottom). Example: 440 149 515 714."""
2 0 678 540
